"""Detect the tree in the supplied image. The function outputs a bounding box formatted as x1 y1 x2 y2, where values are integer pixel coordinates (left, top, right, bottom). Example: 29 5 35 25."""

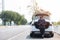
19 15 27 25
57 21 60 25
14 15 27 25
0 11 27 25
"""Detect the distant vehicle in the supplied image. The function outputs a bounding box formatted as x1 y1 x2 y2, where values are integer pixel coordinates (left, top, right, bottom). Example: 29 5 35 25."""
30 11 54 38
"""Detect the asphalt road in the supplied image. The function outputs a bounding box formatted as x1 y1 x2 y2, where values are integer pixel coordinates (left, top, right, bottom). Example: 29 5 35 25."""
0 25 60 40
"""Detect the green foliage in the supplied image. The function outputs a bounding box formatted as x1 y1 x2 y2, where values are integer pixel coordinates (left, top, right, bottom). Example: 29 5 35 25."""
0 11 27 25
57 21 60 25
53 21 60 26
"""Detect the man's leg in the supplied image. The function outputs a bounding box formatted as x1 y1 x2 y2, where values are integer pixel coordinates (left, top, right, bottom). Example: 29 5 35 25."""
40 27 45 37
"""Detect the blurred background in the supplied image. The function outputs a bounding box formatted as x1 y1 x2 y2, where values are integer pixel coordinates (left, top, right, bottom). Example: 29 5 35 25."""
0 0 60 26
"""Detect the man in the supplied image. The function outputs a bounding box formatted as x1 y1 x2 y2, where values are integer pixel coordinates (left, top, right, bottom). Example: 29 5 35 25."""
38 16 46 38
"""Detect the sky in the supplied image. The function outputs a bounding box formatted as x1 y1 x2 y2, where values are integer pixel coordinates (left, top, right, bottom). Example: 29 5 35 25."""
0 0 60 22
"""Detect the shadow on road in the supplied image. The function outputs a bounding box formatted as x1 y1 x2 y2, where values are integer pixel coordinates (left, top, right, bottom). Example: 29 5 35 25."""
26 35 45 39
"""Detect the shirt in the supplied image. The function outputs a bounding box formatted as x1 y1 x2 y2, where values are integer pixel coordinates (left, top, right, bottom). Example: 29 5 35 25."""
38 19 45 25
